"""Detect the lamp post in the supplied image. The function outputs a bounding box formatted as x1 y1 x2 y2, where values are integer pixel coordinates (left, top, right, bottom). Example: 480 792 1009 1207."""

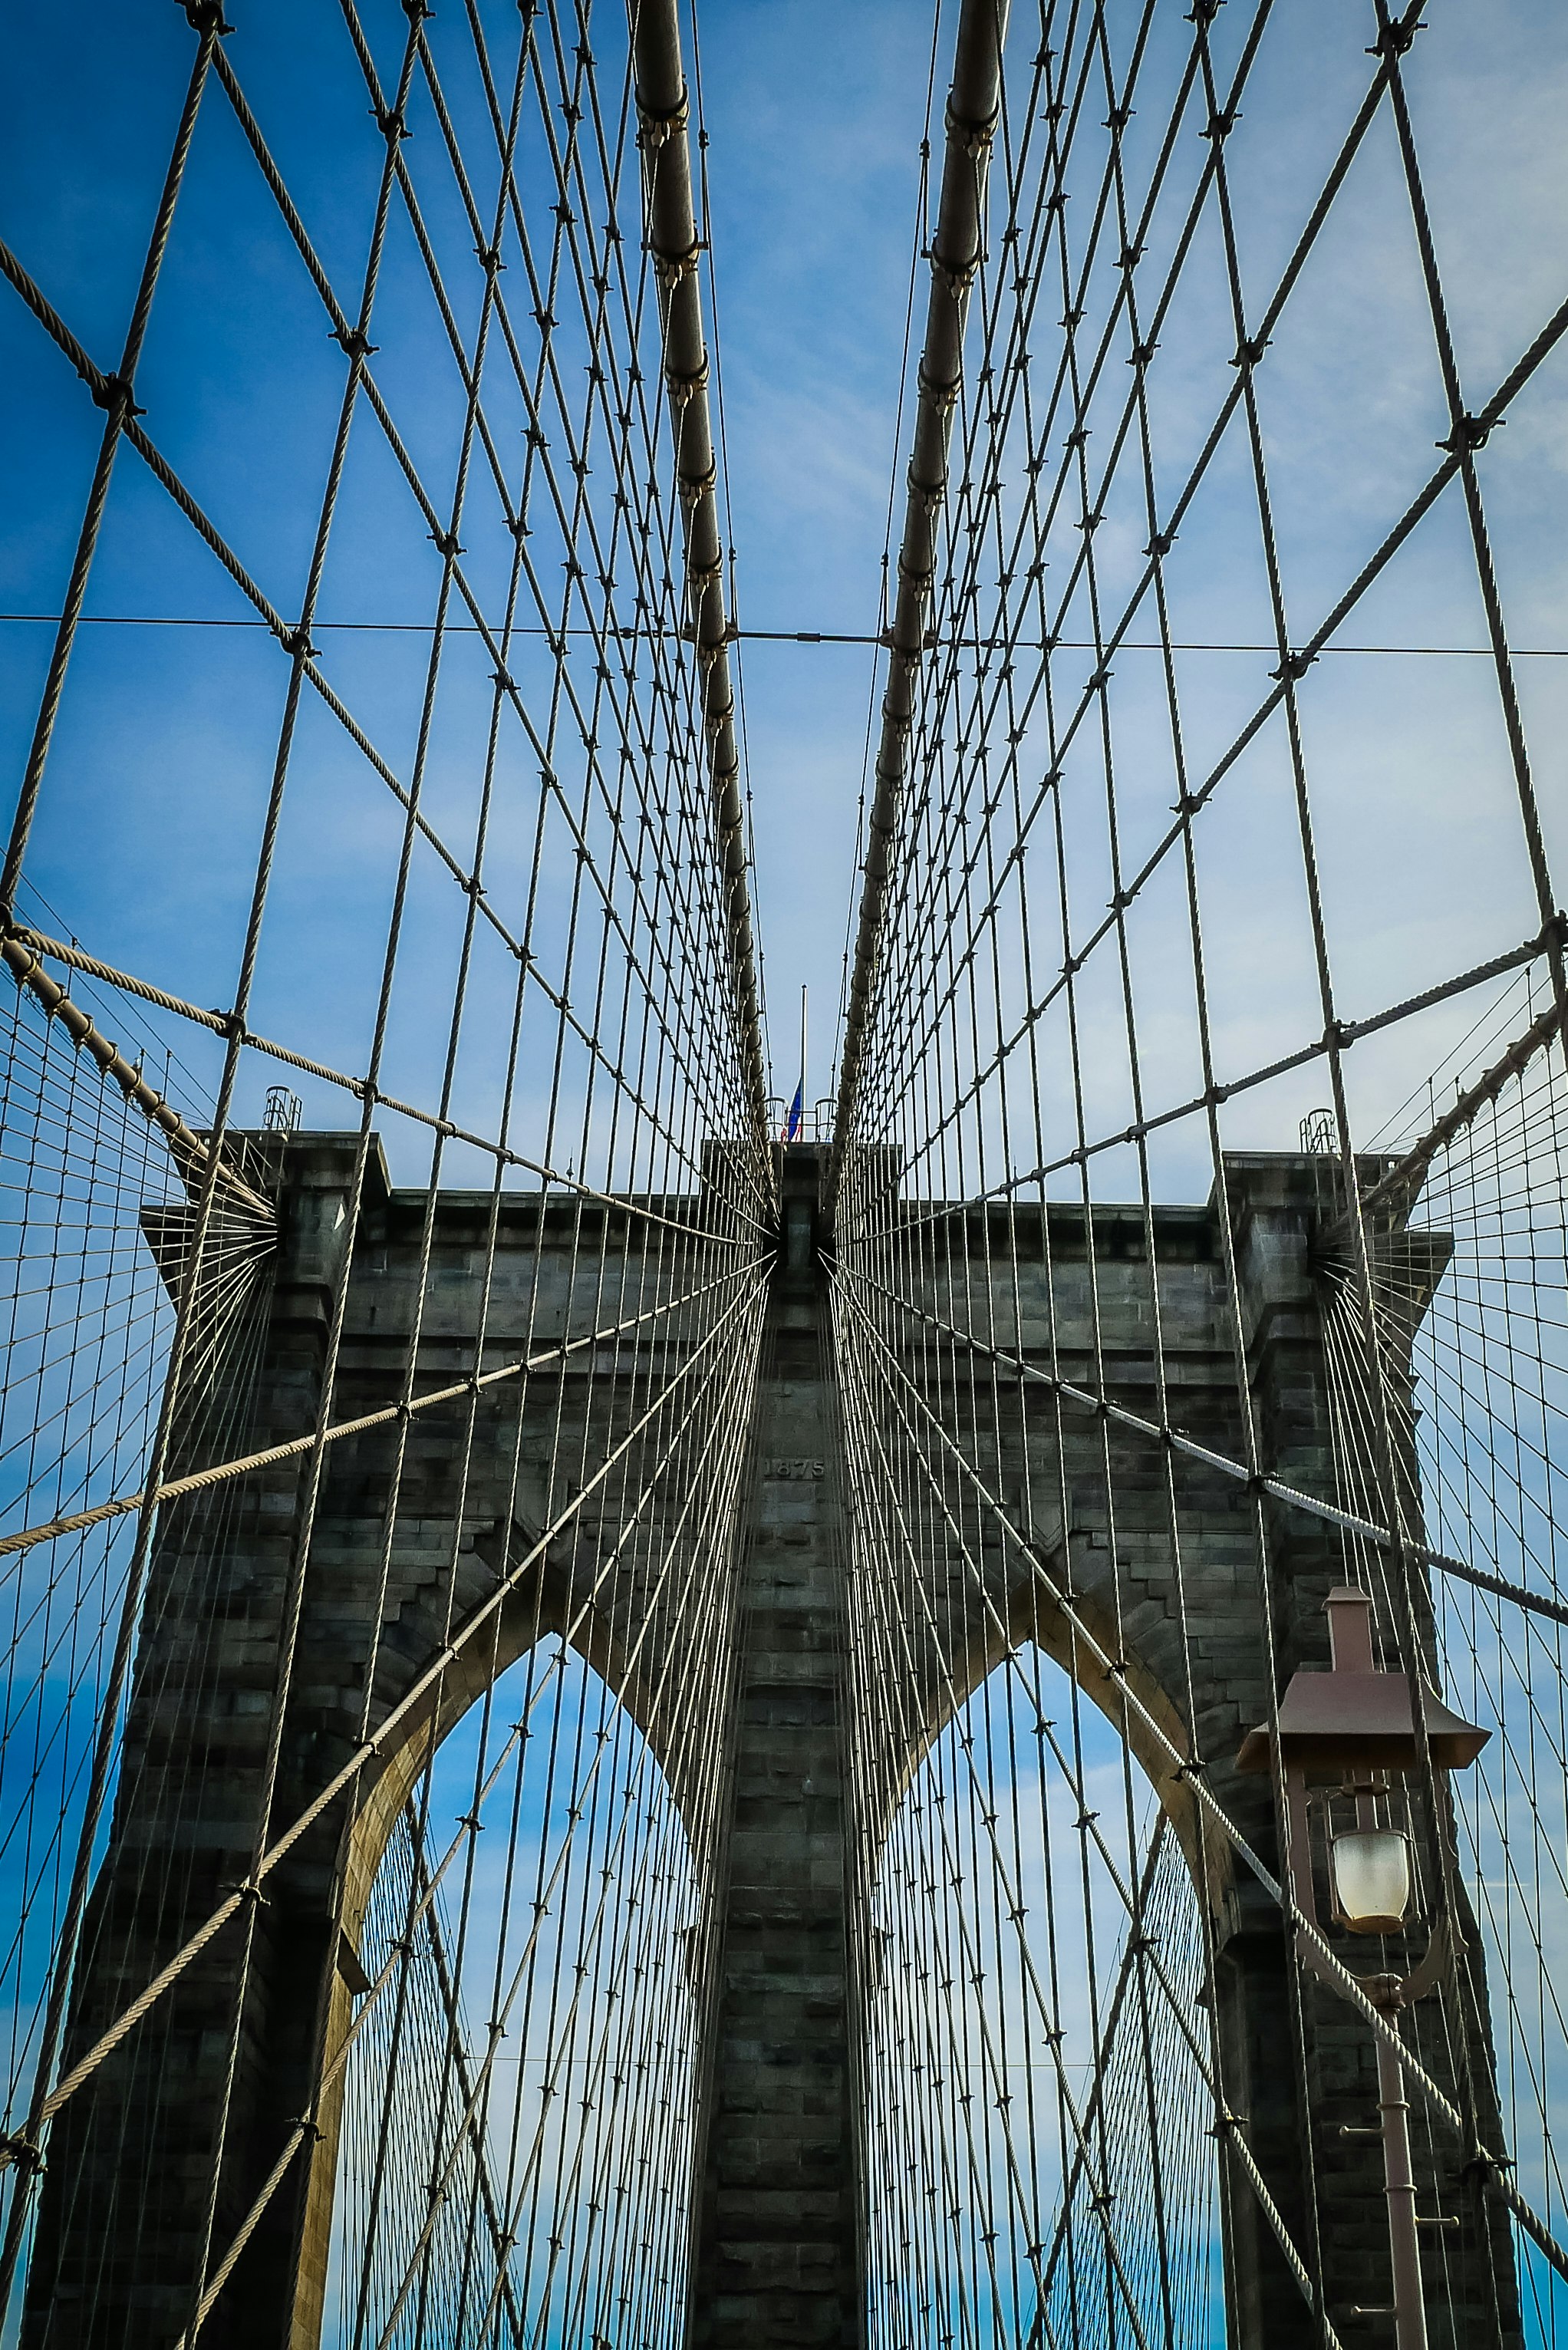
1238 1587 1489 2350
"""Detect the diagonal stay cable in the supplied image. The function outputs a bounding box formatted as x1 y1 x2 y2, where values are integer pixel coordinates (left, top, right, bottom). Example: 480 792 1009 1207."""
2 925 767 1244
830 1259 1568 2287
835 1284 1339 2342
0 941 272 1219
846 0 1410 1133
839 1256 1568 1618
845 918 1563 1254
401 1814 528 2350
173 1279 764 2350
331 3 767 1142
356 1333 759 2350
0 1255 769 2162
0 1254 760 1566
848 86 1568 1159
0 217 751 1170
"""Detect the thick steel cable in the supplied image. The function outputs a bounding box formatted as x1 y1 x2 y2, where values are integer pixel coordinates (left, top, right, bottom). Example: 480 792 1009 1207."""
830 0 1010 1198
825 18 1568 2322
3 1252 766 2160
836 1293 1323 2342
842 1204 1248 2316
630 0 769 1150
0 10 774 2342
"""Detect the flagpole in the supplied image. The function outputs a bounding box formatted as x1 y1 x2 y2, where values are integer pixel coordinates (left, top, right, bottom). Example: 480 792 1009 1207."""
800 984 808 1131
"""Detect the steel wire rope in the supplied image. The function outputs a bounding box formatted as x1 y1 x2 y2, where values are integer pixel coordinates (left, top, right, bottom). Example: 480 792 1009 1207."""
10 0 1568 2338
385 1274 763 2348
0 1035 280 2306
371 1048 752 2350
0 1005 190 2124
828 0 950 1105
1 13 766 2293
1315 1217 1560 2319
182 18 771 2293
0 96 758 1222
835 1238 1568 2280
453 1429 747 2350
0 4 439 2282
836 1238 1327 2336
1329 1079 1568 2232
1184 18 1523 2325
682 0 772 1083
170 1261 767 2345
839 0 1244 1141
835 1287 1236 2350
5 1251 768 2149
836 0 1537 1185
387 9 761 1182
315 18 735 2311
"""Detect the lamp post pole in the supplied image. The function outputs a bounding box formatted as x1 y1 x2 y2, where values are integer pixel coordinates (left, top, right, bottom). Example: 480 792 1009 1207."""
1372 1992 1427 2350
1238 1584 1490 2350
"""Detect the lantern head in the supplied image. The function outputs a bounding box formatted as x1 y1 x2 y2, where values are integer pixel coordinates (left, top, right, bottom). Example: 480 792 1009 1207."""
1329 1827 1413 1935
1236 1586 1489 1782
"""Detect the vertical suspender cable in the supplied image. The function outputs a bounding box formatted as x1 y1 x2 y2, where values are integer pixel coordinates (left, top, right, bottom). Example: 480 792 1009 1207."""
828 0 1010 1203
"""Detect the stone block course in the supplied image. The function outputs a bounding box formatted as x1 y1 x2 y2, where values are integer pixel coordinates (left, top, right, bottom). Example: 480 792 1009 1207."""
20 1142 1521 2350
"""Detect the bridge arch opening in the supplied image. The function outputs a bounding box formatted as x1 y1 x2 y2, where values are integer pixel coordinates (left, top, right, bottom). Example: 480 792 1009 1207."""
857 1640 1224 2350
307 1637 710 2350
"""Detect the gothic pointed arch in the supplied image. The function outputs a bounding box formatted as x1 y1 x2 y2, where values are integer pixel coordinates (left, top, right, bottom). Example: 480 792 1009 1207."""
857 1640 1224 2350
299 1633 711 2350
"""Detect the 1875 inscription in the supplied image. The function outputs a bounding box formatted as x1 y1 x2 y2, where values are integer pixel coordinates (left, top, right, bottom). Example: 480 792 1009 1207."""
763 1457 825 1480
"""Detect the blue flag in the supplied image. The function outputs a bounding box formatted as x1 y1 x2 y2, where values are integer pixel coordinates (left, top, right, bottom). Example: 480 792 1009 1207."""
783 1080 804 1142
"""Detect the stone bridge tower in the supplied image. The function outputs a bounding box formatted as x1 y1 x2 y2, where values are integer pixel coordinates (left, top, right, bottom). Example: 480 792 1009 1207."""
21 1140 1519 2350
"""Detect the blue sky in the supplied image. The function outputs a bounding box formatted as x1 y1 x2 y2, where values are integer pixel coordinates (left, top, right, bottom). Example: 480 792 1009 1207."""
5 6 1568 2334
3 2 1568 1195
3 0 1563 1195
0 0 946 1155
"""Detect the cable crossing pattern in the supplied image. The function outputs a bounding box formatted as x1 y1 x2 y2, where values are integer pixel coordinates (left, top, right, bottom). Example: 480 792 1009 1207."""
0 2 1566 2348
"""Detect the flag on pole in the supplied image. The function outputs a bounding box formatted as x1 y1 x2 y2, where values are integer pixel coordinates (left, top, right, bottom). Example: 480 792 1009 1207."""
782 985 807 1142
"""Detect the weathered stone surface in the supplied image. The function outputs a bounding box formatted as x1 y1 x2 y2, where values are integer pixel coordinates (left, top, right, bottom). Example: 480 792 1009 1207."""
21 1142 1521 2350
690 1145 858 2345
